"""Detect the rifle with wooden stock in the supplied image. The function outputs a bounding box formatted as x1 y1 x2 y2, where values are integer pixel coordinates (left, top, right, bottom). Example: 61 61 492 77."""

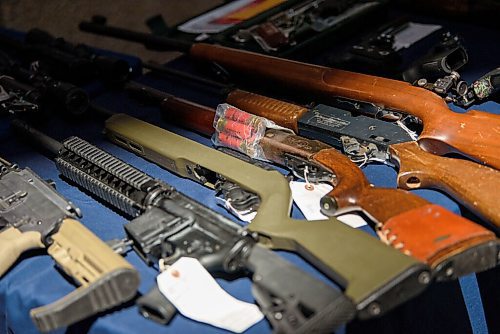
125 81 500 230
79 18 500 169
101 108 500 285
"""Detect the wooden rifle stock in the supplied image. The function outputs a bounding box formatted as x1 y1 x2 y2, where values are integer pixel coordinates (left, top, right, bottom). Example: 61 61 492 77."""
155 88 500 228
189 43 500 169
152 94 500 277
390 142 500 227
155 95 428 223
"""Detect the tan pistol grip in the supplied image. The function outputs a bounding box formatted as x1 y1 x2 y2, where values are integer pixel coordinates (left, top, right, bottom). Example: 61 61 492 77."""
0 227 44 277
30 219 140 333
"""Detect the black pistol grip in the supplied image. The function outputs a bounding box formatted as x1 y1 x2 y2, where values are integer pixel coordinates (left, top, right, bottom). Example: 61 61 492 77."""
247 245 356 333
136 285 177 325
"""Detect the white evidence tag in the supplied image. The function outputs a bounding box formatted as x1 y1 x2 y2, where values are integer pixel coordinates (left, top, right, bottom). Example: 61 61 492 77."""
156 257 264 333
289 181 367 228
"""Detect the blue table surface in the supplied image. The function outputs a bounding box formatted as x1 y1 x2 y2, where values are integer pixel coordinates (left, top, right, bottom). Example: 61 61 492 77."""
0 13 499 334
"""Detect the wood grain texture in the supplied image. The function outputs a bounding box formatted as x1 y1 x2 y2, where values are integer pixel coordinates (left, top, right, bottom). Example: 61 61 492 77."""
151 95 498 271
161 93 500 229
381 204 496 268
226 89 308 132
390 141 500 227
312 148 429 223
190 43 500 169
160 96 215 136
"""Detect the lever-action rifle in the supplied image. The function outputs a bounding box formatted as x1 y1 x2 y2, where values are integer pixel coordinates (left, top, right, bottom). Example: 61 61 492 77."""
125 80 500 228
100 113 433 319
79 18 500 169
0 156 139 332
13 121 358 333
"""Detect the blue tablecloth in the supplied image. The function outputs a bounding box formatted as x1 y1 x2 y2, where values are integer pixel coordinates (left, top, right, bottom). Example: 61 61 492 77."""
0 14 499 334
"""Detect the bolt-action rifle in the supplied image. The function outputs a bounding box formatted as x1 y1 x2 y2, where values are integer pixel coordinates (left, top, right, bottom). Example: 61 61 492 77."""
12 121 361 333
79 18 500 169
0 156 139 333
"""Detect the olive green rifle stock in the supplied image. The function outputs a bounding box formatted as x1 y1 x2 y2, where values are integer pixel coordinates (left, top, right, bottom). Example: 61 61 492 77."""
104 113 431 318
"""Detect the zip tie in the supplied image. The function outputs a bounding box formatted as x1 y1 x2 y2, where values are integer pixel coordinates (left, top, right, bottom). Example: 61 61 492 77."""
396 120 418 141
304 165 314 190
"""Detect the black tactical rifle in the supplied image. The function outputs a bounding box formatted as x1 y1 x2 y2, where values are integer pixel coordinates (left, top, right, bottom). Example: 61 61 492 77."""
13 119 356 333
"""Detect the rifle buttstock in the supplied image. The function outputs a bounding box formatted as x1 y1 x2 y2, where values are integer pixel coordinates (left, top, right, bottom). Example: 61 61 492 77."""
30 218 140 332
391 141 500 227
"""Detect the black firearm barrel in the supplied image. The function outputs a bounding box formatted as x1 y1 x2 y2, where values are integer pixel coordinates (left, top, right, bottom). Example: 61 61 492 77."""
79 16 192 52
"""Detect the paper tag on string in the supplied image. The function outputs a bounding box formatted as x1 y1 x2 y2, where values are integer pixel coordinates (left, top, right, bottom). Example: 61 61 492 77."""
157 257 264 333
337 213 368 228
289 181 367 228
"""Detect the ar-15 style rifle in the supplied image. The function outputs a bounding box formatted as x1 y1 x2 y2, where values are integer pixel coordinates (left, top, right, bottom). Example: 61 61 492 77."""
13 121 359 333
125 79 500 229
79 18 500 169
0 51 89 116
0 28 131 84
0 155 139 333
98 113 433 319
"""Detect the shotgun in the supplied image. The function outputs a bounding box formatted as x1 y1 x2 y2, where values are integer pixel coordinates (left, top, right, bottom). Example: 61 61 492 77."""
125 81 500 229
102 112 500 283
79 18 500 169
112 87 500 278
